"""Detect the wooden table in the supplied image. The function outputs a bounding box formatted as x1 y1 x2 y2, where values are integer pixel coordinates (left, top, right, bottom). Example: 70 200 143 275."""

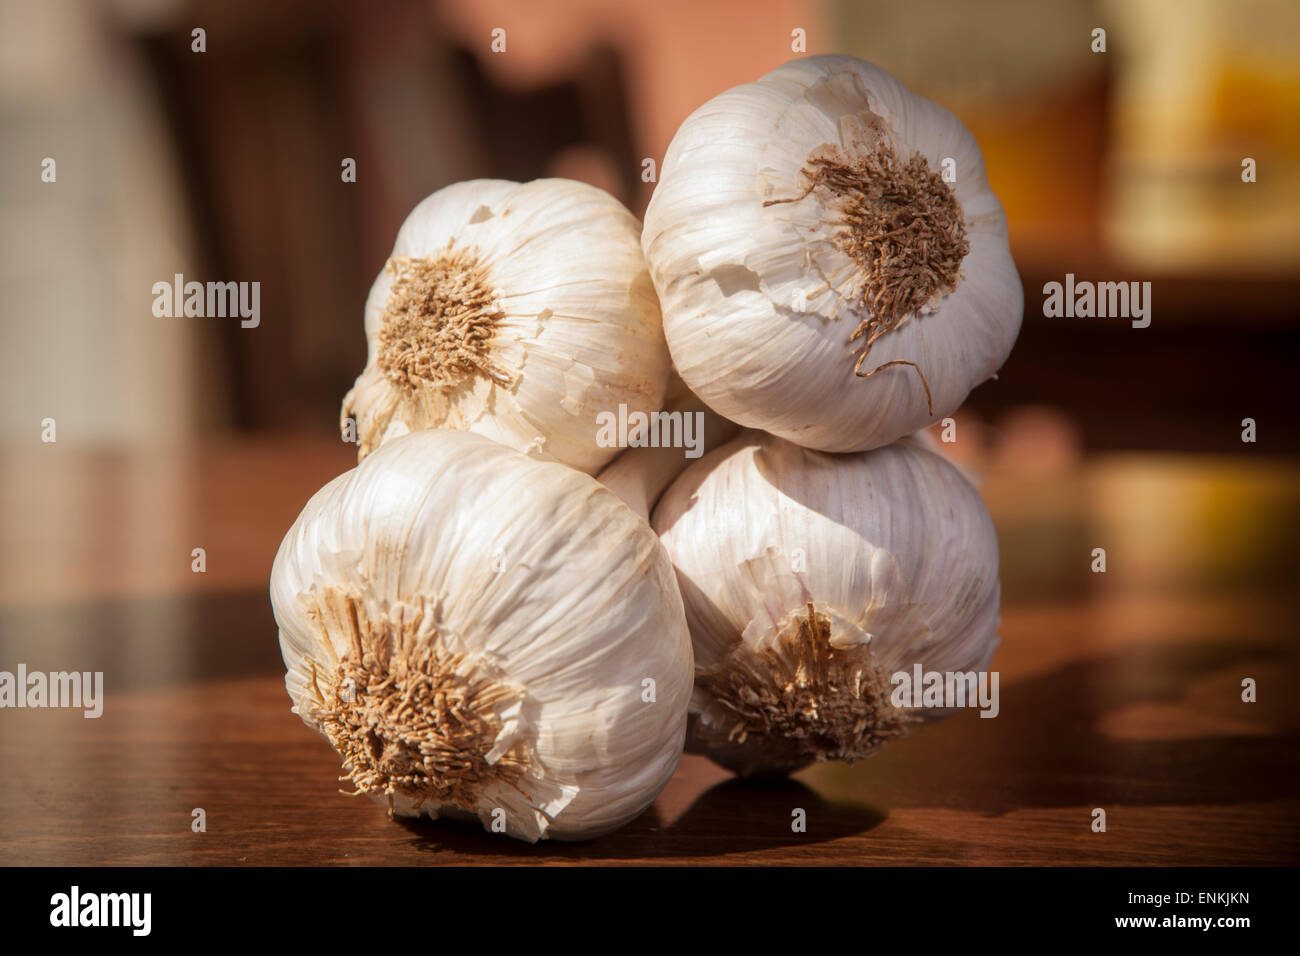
1 438 1297 865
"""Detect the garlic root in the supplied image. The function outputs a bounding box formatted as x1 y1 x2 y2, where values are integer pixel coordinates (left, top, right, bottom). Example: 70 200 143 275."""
652 431 1001 777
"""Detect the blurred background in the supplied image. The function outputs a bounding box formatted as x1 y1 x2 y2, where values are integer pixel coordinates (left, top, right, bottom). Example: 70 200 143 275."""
1 0 1298 865
3 0 1298 604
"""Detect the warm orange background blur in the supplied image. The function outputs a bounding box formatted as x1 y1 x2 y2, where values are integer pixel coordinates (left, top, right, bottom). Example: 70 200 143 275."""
4 0 1297 443
2 0 1299 602
1 0 1298 866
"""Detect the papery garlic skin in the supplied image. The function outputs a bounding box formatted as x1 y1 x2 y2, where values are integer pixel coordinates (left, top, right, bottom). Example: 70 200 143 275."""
643 55 1022 452
270 430 693 841
651 430 1001 777
344 178 670 474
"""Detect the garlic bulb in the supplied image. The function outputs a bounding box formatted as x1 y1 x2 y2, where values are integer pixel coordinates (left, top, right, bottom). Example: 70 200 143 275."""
643 55 1023 452
651 430 1001 777
270 430 693 841
343 178 670 474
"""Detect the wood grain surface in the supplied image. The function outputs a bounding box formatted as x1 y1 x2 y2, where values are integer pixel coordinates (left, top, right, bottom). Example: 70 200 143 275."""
1 439 1297 865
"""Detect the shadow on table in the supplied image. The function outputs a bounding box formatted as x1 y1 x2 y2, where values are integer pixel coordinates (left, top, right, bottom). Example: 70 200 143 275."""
394 637 1300 859
850 637 1300 816
394 778 887 860
12 589 1295 858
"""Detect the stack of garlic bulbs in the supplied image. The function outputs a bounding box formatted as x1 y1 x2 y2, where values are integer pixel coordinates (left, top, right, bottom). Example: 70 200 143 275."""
270 53 1021 842
634 55 1020 777
272 178 693 842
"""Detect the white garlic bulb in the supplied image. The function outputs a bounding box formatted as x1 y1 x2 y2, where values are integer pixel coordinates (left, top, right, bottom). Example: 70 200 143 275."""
270 430 694 841
343 178 670 474
643 55 1023 452
651 430 1001 777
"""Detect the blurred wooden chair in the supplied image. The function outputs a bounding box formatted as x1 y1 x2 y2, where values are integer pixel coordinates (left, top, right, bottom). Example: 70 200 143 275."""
130 1 638 433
